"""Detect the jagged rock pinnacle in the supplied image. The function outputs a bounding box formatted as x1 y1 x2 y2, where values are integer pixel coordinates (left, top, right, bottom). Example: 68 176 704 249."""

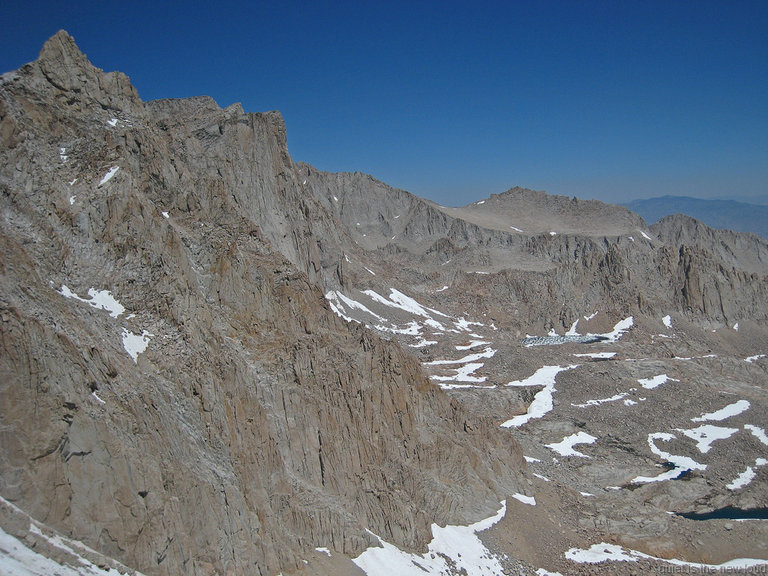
33 30 143 114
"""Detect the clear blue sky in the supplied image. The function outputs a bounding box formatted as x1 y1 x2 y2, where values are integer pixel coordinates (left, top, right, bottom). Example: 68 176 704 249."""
2 1 767 206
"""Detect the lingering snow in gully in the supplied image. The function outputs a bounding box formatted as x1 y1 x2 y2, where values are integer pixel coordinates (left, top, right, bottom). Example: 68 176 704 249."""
98 165 119 186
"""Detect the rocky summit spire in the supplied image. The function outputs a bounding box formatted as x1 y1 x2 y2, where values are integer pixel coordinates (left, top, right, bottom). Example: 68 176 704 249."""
37 30 92 90
34 30 143 114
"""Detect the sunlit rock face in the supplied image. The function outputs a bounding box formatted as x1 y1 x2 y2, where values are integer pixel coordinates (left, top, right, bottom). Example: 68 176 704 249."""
2 30 768 576
0 31 524 576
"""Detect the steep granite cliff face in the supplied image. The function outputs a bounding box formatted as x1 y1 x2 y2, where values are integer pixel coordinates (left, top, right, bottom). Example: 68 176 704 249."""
0 31 524 576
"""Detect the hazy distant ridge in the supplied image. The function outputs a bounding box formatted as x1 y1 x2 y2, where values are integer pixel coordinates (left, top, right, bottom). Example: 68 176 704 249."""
624 195 768 240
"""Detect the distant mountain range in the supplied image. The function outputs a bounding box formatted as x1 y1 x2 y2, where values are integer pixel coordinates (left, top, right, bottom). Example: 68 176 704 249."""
624 195 768 240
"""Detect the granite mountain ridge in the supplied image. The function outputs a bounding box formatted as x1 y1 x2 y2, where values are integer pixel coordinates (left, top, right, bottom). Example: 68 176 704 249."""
2 31 768 576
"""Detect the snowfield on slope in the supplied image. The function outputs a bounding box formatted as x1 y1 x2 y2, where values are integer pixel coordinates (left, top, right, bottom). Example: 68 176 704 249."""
353 501 507 576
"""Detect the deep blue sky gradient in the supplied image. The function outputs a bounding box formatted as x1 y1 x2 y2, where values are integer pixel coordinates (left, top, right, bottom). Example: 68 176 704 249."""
2 1 766 206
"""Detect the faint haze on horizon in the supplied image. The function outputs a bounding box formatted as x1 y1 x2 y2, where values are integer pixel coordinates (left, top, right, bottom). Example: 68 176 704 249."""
1 0 766 207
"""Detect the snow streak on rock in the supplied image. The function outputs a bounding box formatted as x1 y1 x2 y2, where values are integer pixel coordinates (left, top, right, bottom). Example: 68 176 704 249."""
122 329 152 363
637 374 677 389
353 501 507 576
58 285 125 318
511 493 537 506
631 433 706 484
501 366 578 428
692 400 750 422
566 541 768 570
727 458 767 491
573 393 628 408
676 424 738 453
745 424 768 446
98 166 119 186
545 432 598 457
0 497 145 576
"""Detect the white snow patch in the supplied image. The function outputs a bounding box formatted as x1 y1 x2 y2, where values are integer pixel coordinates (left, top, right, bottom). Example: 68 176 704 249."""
733 322 740 331
59 147 68 163
161 211 169 219
314 547 331 557
408 337 438 348
510 225 523 232
631 433 706 483
107 118 119 127
425 347 495 366
325 291 386 323
602 316 634 342
0 525 136 576
477 200 485 205
325 295 354 323
435 285 449 292
456 339 492 350
745 354 766 363
501 365 578 428
353 501 507 576
549 231 557 236
677 424 738 453
58 285 125 318
373 320 422 337
584 311 599 321
580 492 594 497
565 319 580 336
745 424 768 446
122 329 151 362
69 178 78 186
524 456 541 463
692 399 750 422
98 166 119 186
573 352 616 359
727 466 757 491
640 230 653 241
0 496 145 576
573 393 628 408
431 363 487 386
511 493 536 506
91 391 105 404
566 543 637 564
333 195 338 202
545 432 597 457
662 315 673 329
69 195 76 205
637 374 677 390
364 266 376 276
364 288 450 319
533 473 550 482
455 317 485 332
566 542 768 570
